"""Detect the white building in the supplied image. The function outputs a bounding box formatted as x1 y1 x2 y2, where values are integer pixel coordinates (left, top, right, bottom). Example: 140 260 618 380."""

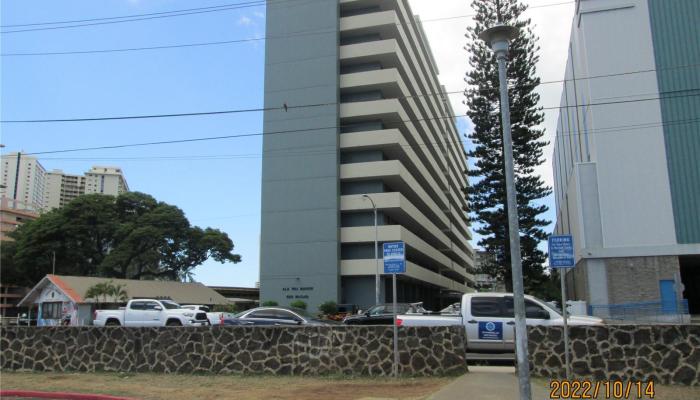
1 152 46 212
44 170 86 210
552 0 699 316
44 166 129 211
84 166 129 196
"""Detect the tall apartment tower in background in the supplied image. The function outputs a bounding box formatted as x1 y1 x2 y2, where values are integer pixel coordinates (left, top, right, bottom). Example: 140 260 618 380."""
0 152 46 212
44 166 129 211
84 166 129 196
552 0 699 315
44 171 86 210
260 0 475 311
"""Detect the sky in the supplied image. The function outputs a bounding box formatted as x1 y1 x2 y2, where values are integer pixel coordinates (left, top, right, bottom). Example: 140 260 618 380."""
1 0 575 287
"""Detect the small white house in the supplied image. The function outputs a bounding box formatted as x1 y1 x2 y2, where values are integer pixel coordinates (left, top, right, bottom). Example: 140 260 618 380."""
18 275 230 326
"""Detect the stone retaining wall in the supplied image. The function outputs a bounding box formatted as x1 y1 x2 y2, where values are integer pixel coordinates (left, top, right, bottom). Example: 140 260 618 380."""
1 326 467 376
528 325 700 385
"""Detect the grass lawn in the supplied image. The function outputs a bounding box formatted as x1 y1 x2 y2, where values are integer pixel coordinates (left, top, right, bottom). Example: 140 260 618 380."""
0 372 451 400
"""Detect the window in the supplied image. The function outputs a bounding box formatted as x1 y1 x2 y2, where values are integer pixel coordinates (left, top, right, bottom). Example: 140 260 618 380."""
272 310 300 321
247 310 275 319
503 297 549 319
41 302 62 319
129 301 146 310
471 297 502 317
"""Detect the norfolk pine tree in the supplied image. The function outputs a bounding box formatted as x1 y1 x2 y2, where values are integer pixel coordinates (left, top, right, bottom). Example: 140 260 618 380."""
464 0 551 294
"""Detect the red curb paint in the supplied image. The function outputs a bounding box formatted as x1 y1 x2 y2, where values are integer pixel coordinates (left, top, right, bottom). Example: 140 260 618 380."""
0 390 137 400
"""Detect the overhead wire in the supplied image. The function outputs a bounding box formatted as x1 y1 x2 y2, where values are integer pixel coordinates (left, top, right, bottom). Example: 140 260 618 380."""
0 0 270 34
1 0 573 35
29 115 700 162
2 79 699 124
1 0 266 28
12 92 700 156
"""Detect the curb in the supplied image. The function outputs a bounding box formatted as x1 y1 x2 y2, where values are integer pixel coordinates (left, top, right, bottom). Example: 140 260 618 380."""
0 390 136 400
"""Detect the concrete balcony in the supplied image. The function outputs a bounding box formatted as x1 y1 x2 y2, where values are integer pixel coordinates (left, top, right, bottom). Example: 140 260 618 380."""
341 259 468 292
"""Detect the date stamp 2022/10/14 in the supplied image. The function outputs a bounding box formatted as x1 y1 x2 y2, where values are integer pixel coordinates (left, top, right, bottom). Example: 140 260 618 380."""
549 380 656 399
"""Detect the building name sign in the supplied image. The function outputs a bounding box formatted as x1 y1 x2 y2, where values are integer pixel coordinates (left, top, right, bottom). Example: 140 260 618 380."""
282 286 314 300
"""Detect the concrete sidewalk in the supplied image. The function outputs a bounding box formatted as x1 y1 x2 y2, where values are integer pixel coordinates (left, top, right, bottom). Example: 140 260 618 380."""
428 366 549 400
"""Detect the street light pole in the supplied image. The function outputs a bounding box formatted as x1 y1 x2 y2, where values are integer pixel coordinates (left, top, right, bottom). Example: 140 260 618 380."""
362 194 380 305
479 23 532 400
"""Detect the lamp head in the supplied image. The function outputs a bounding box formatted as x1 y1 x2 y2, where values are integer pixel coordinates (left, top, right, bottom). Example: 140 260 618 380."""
479 23 519 57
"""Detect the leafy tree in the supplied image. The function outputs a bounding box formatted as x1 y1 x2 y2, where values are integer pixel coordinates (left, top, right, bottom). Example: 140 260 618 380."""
262 301 278 307
465 0 551 295
3 192 241 286
318 301 337 315
290 300 307 310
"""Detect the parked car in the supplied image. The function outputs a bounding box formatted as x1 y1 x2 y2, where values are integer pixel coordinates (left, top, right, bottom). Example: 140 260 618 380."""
343 303 428 325
182 305 224 325
93 299 209 327
222 306 338 326
397 293 604 352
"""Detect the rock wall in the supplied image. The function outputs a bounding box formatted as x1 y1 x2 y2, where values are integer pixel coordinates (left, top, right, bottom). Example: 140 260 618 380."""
528 325 700 385
1 326 467 376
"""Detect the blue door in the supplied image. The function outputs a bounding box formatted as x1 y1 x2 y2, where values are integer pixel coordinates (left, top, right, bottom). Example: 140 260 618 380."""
660 280 677 314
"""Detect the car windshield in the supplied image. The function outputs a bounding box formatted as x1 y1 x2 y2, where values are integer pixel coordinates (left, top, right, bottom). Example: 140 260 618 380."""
161 301 181 310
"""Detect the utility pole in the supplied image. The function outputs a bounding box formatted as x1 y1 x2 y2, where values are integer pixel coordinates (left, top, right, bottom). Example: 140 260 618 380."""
362 194 380 305
479 23 532 400
52 251 56 275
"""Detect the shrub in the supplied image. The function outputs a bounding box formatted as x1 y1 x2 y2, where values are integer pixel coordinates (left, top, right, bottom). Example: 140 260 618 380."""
318 301 337 315
290 300 307 310
212 304 239 313
262 300 279 306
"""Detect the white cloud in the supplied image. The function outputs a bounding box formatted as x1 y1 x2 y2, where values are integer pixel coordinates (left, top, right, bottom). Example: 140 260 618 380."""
253 11 265 19
237 15 254 26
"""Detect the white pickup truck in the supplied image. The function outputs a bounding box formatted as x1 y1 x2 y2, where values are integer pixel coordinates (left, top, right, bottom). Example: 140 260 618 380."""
93 299 209 327
398 292 603 352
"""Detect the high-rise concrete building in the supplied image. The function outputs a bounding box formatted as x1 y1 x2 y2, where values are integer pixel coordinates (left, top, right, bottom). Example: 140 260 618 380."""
84 166 129 196
552 0 699 315
44 166 128 211
260 0 475 311
44 170 86 210
1 152 46 212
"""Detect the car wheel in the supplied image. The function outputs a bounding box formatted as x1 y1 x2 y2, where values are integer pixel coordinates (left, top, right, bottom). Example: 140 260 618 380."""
166 320 182 327
105 319 120 326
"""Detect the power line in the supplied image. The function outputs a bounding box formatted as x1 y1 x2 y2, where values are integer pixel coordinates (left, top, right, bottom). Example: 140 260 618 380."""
3 82 699 124
0 0 270 34
0 0 572 41
1 0 265 28
0 102 335 123
2 0 574 30
14 94 700 156
28 116 700 162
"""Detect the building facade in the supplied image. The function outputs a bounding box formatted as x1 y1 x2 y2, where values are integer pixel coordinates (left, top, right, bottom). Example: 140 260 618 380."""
44 166 129 211
44 170 86 210
84 166 129 196
1 152 46 212
552 0 700 315
260 0 475 311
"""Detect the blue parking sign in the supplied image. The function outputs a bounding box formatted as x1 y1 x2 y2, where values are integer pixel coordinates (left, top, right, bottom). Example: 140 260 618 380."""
383 242 405 274
549 235 575 268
